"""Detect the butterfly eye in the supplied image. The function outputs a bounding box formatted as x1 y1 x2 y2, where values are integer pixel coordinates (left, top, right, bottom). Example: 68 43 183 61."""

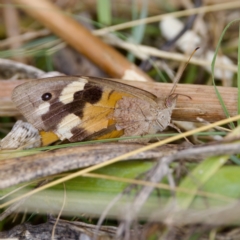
41 93 52 101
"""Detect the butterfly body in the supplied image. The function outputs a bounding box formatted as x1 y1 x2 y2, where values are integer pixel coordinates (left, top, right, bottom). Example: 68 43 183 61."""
12 76 176 143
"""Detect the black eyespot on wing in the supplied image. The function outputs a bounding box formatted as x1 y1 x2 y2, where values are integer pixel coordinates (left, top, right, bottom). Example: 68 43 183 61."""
41 93 52 101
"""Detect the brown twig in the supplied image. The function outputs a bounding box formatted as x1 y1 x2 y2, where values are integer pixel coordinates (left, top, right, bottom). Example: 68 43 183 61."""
12 0 153 82
0 143 182 189
1 78 237 123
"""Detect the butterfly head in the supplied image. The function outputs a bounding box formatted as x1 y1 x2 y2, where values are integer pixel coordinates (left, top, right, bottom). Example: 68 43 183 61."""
154 93 178 132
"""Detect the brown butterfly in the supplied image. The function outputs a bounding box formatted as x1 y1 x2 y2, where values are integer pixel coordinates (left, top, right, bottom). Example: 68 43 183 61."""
12 76 177 145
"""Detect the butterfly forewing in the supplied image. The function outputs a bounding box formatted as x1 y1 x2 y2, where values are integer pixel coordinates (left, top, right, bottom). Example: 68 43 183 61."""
12 76 159 142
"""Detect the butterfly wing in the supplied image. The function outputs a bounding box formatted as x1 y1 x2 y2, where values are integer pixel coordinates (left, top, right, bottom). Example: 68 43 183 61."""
12 76 159 142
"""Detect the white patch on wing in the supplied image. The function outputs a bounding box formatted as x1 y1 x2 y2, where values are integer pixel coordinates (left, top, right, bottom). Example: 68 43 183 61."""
35 102 50 115
59 79 88 104
56 113 81 140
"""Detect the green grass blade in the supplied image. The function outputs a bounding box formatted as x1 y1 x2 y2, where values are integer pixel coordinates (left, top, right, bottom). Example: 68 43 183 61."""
176 125 240 209
211 19 240 129
127 0 148 62
238 23 240 126
97 0 111 26
176 155 228 209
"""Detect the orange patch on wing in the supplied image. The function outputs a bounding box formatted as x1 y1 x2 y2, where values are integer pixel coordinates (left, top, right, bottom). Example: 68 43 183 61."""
40 131 60 146
80 89 131 135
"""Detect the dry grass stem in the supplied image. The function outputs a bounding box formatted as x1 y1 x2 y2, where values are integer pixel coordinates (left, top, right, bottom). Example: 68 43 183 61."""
115 140 240 235
1 79 237 122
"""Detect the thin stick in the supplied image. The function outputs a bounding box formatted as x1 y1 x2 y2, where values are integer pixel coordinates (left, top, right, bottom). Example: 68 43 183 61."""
170 47 199 95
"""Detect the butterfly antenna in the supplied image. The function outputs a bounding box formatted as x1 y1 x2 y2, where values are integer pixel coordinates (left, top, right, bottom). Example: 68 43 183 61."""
170 47 199 95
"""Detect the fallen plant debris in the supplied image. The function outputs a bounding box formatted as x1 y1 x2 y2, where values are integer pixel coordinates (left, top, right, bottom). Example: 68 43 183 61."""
1 0 240 239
